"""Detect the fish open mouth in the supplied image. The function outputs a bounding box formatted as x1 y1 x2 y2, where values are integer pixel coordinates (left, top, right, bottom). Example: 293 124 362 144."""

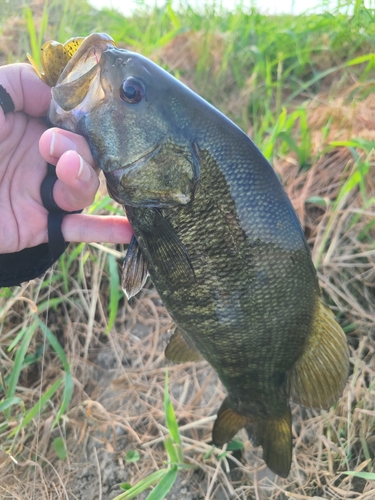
50 33 116 129
57 33 115 88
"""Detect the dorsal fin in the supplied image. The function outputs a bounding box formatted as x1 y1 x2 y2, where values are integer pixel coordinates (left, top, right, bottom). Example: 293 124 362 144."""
287 298 349 409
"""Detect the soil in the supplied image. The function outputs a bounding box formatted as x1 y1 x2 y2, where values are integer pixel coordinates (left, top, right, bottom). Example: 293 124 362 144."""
63 301 243 500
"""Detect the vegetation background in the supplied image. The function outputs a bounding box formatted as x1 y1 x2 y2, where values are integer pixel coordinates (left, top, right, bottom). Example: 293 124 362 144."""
0 0 374 498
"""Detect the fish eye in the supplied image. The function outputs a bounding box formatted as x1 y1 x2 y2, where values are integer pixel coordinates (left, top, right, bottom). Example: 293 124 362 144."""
120 77 145 104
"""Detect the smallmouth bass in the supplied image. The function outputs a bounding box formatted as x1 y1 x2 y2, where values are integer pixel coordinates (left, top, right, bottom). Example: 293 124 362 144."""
35 33 349 477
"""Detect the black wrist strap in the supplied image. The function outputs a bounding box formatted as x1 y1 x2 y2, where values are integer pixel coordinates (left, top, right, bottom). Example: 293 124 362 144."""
0 163 83 287
41 163 81 261
0 85 15 114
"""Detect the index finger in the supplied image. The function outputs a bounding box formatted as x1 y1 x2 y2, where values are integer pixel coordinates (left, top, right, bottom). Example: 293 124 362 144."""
0 63 51 117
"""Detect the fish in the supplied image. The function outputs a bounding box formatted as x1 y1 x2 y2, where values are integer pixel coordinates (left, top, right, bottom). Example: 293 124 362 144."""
38 33 349 477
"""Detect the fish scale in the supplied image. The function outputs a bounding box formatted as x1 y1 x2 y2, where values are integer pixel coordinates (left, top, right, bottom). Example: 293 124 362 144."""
127 148 316 410
43 32 349 478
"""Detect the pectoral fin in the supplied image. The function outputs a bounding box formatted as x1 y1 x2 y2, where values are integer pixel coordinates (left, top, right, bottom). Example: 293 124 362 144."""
165 327 203 363
126 207 196 288
146 209 195 285
287 298 349 409
122 235 148 299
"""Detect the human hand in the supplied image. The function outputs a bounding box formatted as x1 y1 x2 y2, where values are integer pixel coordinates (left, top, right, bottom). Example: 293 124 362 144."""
0 63 133 255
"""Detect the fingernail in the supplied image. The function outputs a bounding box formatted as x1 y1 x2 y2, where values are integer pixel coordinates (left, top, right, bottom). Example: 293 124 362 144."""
50 130 77 158
77 155 91 181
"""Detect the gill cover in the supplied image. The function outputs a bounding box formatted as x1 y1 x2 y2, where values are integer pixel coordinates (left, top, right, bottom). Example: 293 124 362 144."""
105 140 201 208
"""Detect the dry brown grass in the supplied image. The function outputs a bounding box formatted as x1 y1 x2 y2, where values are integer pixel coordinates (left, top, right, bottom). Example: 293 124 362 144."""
1 99 375 498
1 5 374 497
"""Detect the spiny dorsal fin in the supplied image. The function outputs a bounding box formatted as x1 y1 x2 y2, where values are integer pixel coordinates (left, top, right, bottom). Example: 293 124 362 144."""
122 235 148 299
247 407 292 478
165 327 203 363
212 397 248 447
287 298 349 409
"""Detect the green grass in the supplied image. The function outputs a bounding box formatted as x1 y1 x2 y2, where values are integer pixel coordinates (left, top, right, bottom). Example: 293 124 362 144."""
2 0 373 133
0 0 374 498
113 370 194 500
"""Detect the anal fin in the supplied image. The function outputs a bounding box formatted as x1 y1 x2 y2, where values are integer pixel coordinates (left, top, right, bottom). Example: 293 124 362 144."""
165 326 203 363
122 235 148 299
287 298 349 409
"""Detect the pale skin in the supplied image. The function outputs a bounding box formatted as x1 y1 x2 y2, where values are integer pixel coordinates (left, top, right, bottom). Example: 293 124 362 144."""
0 63 133 254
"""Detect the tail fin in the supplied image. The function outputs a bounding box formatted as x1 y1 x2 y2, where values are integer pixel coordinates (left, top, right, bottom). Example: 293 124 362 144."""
247 407 292 478
212 397 292 478
212 398 248 446
287 298 349 409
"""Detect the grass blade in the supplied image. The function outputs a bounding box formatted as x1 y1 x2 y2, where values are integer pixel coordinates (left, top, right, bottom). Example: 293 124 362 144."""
7 327 28 352
113 469 170 500
5 321 38 417
53 436 67 460
23 6 40 67
9 377 63 437
33 317 74 425
34 317 70 372
145 466 178 500
107 254 120 332
342 471 375 480
164 370 181 446
54 371 74 426
0 397 22 413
